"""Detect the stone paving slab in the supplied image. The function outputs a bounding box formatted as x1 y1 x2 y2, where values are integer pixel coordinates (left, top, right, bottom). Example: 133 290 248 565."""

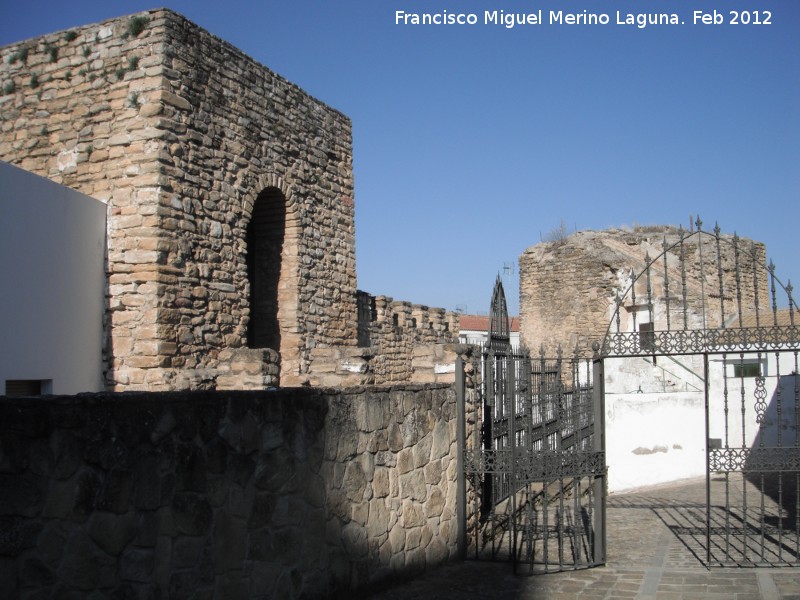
366 476 800 599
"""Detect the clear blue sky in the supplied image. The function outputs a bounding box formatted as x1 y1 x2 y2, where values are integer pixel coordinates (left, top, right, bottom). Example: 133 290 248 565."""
2 0 798 315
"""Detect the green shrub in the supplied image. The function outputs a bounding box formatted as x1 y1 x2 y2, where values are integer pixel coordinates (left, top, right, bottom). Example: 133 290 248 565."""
126 16 150 38
9 45 30 65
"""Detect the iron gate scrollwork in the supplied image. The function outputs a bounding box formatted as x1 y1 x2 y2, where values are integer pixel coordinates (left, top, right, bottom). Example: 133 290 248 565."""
457 277 607 573
598 219 800 567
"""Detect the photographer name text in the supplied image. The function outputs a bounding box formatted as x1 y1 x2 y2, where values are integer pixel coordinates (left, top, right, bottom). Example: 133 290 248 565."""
394 9 773 29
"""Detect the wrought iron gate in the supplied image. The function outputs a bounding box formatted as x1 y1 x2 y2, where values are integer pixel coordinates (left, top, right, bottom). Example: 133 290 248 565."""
598 220 800 567
457 278 607 573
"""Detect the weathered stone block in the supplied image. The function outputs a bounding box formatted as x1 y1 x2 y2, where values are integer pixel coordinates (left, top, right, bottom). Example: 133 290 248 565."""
341 522 368 560
0 475 44 517
372 468 389 499
94 470 135 514
430 418 451 461
423 460 443 486
342 461 367 502
396 448 413 476
387 421 403 453
212 512 247 574
171 492 212 536
425 536 450 565
424 487 445 519
374 450 396 468
400 500 424 528
174 444 206 492
304 472 326 509
272 527 306 566
20 556 56 589
133 453 160 510
399 470 427 503
412 433 433 469
134 511 159 548
215 572 251 600
71 470 103 518
253 448 294 493
227 454 256 488
57 529 116 590
87 511 136 556
0 516 42 557
119 547 154 582
169 570 202 599
336 430 358 463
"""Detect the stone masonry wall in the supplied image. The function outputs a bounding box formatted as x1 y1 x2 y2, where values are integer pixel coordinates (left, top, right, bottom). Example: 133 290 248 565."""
0 10 357 390
355 292 460 385
519 226 769 356
0 385 462 598
0 13 169 390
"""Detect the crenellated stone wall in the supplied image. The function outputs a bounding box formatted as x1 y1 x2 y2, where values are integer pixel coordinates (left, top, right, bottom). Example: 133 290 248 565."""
0 10 466 393
356 292 460 385
0 385 464 598
0 9 357 390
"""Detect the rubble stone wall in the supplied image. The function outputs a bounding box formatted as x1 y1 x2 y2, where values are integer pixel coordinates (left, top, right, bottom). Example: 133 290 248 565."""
0 9 357 390
519 226 769 356
355 292 460 385
0 385 462 598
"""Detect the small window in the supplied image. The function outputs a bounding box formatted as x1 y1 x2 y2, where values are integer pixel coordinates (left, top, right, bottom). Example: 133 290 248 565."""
734 362 762 378
410 317 417 328
392 314 399 327
638 322 655 352
5 380 44 396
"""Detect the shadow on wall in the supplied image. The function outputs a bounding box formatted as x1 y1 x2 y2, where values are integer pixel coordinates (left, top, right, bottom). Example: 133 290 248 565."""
745 373 799 522
0 386 460 598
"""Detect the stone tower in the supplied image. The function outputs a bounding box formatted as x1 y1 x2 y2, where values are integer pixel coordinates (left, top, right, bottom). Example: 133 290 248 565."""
0 10 358 389
519 226 769 356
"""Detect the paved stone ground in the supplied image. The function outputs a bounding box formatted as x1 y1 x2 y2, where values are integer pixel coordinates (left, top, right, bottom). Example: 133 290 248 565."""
365 476 800 599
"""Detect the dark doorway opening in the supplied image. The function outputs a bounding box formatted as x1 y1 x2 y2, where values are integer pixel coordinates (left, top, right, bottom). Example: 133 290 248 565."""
246 187 286 350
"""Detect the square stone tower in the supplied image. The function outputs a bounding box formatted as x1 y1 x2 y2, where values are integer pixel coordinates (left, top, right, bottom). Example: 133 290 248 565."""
0 10 358 389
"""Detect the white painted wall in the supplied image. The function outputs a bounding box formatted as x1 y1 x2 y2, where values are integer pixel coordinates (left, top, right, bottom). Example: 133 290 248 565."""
605 389 706 492
458 329 521 347
603 355 704 491
0 161 106 394
707 351 798 451
604 351 798 493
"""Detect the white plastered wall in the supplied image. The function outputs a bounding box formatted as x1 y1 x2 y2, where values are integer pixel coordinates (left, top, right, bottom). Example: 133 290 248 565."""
604 351 797 493
0 161 106 394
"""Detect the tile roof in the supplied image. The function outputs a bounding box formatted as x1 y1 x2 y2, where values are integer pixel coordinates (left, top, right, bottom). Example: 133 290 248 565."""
725 308 796 328
459 315 520 332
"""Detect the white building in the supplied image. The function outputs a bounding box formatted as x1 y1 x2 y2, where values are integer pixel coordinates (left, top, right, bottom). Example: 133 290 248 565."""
0 160 107 394
603 308 798 492
458 314 521 348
